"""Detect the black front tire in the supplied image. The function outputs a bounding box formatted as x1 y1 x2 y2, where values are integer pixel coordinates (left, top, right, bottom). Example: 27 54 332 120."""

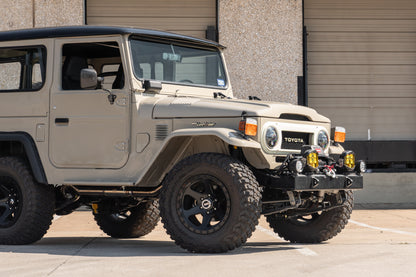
266 190 353 243
159 153 262 253
0 157 55 244
94 200 160 238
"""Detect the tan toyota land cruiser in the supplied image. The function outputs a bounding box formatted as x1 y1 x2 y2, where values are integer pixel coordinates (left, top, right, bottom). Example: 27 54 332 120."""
0 26 364 253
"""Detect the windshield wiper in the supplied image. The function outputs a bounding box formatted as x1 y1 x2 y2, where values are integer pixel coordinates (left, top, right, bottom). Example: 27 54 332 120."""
213 92 229 99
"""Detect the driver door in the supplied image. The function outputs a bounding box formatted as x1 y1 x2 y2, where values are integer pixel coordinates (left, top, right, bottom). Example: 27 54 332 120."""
49 37 130 169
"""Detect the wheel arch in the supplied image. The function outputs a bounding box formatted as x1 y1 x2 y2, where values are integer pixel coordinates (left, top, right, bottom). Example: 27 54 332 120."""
0 132 47 184
135 128 261 188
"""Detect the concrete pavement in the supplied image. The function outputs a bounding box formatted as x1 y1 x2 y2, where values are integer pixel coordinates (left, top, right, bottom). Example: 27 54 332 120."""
0 208 415 277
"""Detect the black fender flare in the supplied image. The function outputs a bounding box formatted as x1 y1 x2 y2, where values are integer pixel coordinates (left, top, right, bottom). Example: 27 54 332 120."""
0 132 47 184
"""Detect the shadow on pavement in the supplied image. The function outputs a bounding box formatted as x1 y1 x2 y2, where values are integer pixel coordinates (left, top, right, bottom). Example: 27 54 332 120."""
0 237 297 257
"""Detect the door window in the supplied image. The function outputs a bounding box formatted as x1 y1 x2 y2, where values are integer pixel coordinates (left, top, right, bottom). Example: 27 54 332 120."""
61 42 123 90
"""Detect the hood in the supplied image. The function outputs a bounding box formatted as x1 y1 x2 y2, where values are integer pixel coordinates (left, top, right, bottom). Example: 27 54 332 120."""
152 97 330 123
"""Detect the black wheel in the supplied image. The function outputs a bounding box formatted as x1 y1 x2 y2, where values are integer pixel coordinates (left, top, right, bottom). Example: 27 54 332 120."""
0 157 55 244
266 190 353 243
160 153 262 253
94 200 160 238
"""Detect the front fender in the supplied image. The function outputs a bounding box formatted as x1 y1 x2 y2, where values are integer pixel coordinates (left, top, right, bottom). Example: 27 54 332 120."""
168 127 261 149
135 128 260 187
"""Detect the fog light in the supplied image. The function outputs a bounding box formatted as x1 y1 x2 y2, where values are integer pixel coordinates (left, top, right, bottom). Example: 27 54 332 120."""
341 151 355 170
356 160 366 173
289 159 304 173
304 150 319 169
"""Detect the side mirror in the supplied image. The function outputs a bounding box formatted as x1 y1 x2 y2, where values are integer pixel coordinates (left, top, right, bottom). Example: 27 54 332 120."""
80 68 99 89
143 80 162 94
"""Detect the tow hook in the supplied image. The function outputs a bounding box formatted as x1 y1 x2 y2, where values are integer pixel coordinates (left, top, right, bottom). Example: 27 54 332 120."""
324 165 336 179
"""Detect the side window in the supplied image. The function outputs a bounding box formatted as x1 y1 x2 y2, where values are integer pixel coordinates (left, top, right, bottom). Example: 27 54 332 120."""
0 46 46 92
62 42 123 90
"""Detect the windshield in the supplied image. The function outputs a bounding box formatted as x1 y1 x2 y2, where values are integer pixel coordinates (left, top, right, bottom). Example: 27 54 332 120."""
130 38 227 88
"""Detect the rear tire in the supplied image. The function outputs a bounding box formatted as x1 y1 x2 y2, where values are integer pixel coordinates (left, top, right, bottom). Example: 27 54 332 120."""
0 157 55 244
160 153 262 253
266 190 353 243
94 200 160 238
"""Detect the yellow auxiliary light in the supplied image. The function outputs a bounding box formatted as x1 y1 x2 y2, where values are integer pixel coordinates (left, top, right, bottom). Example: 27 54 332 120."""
341 151 355 170
306 151 319 169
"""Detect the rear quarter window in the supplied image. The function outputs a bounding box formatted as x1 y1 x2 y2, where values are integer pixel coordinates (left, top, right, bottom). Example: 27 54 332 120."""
0 46 46 92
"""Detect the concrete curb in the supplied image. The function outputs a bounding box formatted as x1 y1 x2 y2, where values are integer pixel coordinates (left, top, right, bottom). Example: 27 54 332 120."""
355 172 416 206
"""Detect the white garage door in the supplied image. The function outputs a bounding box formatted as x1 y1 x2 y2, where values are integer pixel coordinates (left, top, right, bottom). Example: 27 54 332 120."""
305 0 416 141
86 0 216 39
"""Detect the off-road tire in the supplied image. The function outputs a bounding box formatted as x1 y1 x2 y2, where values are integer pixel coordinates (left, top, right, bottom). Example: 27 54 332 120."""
0 157 55 244
159 153 262 253
266 190 353 243
94 200 160 238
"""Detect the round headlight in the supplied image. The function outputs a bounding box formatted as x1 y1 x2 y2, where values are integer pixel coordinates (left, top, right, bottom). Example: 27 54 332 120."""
317 130 329 149
265 126 278 148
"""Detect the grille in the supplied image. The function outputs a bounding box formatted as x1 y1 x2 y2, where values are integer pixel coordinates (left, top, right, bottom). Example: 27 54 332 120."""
281 131 311 150
155 125 169 141
279 114 310 121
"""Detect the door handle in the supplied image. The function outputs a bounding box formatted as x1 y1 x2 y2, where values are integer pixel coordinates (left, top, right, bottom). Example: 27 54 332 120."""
55 118 69 125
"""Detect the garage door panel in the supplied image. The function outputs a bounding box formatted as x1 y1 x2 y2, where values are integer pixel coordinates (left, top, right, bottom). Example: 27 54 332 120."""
308 32 416 43
307 19 416 32
309 42 416 52
309 85 416 98
309 65 416 76
308 52 416 65
309 97 416 108
307 106 416 140
88 0 213 8
306 0 416 10
306 8 416 19
306 0 416 141
309 98 416 140
88 8 214 18
309 74 416 85
87 0 216 40
88 17 214 32
88 2 214 18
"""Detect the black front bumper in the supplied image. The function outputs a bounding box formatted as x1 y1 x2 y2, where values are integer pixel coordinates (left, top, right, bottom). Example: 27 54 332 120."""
259 173 363 191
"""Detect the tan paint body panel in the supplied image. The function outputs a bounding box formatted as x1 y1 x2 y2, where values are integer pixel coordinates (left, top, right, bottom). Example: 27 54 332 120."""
305 0 416 141
153 97 330 123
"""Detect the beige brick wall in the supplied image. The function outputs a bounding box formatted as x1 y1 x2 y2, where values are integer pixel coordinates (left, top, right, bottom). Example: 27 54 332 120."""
0 0 83 31
34 0 84 28
219 0 303 103
0 0 33 30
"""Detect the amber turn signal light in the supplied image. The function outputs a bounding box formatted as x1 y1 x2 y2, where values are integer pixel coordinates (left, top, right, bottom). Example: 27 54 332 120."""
332 126 346 143
239 118 257 136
